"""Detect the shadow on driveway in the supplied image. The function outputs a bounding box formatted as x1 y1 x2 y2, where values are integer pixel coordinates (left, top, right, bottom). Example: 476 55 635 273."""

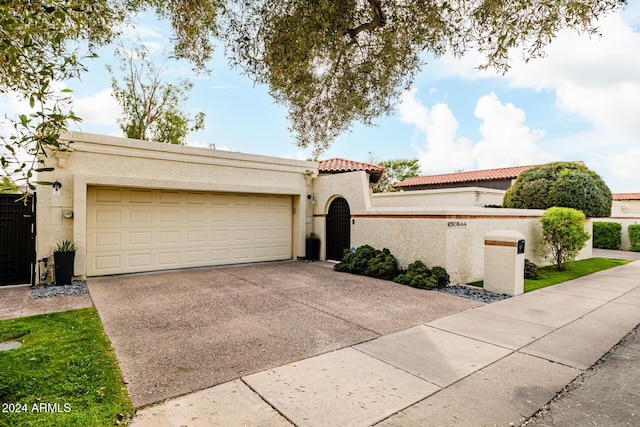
88 261 480 407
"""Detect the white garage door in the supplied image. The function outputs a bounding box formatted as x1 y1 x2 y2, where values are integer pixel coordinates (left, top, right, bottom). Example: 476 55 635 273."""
86 187 292 276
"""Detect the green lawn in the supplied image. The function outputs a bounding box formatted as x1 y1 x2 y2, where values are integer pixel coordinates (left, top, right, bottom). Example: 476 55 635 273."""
524 257 631 292
468 257 631 292
0 308 132 427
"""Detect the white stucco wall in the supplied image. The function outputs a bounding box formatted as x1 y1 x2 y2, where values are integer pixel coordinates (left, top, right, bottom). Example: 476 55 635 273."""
371 187 505 208
612 200 640 215
36 132 317 278
314 172 593 284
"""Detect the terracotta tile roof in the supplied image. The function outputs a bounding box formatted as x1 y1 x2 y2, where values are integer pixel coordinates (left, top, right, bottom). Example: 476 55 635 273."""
612 193 640 201
397 165 534 188
318 158 384 183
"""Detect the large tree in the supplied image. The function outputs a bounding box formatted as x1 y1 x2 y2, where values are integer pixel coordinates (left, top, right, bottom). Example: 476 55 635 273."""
1 0 626 192
373 158 420 193
108 44 205 145
503 162 612 217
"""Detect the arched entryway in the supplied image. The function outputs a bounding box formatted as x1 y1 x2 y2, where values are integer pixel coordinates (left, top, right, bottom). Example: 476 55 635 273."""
326 197 351 260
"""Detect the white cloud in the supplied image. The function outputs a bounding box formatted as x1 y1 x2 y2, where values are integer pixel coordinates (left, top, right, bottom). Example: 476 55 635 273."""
399 88 475 173
607 148 640 181
472 93 555 168
399 89 554 174
72 89 121 127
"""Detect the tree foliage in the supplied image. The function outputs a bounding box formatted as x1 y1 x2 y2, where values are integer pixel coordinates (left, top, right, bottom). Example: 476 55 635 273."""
108 44 205 145
1 0 626 193
503 162 612 217
0 1 128 193
372 158 420 193
540 207 591 271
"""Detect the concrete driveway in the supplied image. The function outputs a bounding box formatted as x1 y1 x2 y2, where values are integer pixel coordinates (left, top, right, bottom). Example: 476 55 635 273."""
88 261 481 407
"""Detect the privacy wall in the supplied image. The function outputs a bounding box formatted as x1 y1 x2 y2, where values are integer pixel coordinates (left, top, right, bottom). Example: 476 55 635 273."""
314 172 593 284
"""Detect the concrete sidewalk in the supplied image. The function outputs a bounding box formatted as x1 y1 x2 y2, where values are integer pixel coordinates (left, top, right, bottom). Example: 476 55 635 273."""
130 261 640 426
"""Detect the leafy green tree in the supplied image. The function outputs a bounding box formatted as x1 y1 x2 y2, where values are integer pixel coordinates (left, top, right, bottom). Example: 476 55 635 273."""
1 1 127 193
1 0 625 192
540 207 591 271
503 162 612 217
107 44 205 145
373 158 420 193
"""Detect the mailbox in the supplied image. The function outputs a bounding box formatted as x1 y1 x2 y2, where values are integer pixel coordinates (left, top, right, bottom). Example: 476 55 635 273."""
517 239 525 254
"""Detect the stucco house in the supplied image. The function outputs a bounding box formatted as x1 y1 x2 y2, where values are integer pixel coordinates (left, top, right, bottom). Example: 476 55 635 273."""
1 133 596 287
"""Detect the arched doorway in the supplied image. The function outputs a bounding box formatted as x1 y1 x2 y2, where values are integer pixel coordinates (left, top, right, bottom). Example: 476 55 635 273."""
326 197 351 260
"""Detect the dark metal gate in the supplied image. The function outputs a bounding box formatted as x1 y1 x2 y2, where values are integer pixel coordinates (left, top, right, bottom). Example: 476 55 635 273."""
326 197 351 261
0 194 36 285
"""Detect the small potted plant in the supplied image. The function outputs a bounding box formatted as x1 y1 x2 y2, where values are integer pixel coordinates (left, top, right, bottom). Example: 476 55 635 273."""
53 240 77 285
305 232 321 261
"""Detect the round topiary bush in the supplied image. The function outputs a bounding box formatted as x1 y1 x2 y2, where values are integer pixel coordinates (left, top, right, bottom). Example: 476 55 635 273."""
503 162 612 217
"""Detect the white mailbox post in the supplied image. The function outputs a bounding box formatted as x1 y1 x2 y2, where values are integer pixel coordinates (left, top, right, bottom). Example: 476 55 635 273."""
484 230 525 296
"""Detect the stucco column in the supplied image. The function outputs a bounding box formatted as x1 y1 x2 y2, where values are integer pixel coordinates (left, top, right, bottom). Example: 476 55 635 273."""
483 230 525 296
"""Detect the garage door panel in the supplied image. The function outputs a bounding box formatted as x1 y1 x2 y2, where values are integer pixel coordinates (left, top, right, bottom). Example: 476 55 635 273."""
87 187 292 276
129 190 153 203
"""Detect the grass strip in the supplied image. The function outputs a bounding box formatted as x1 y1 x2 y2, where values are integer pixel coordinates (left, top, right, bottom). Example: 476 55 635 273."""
467 257 631 293
0 308 132 426
524 257 631 292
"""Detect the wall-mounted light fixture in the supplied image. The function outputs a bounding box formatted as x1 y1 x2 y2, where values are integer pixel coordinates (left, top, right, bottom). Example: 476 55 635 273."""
52 180 62 196
307 194 316 204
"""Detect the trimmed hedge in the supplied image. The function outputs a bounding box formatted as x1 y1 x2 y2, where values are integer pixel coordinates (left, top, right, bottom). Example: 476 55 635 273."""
592 222 622 250
630 225 640 252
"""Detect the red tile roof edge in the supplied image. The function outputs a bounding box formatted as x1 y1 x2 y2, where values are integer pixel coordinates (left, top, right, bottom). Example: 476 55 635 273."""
318 157 384 173
397 165 534 187
612 193 640 201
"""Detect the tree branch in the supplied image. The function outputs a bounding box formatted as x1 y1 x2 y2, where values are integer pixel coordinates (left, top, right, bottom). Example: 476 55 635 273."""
346 0 385 40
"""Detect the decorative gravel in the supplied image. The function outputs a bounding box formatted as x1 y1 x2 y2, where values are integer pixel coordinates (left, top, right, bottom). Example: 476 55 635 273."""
436 285 511 304
30 281 89 299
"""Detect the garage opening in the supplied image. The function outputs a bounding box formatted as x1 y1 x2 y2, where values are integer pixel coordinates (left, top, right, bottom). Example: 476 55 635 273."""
86 187 292 276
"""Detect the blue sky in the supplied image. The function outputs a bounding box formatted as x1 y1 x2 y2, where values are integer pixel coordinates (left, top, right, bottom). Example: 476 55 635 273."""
3 5 639 193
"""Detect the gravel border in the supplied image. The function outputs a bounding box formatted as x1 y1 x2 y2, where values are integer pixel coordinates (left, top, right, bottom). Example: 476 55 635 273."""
436 285 511 304
30 281 89 299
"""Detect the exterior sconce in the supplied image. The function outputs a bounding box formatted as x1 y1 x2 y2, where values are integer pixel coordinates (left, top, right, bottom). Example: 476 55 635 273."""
307 194 316 204
52 180 62 196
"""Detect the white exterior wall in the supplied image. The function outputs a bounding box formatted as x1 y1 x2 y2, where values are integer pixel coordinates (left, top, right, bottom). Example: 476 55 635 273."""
37 132 317 278
314 172 593 284
372 187 505 208
612 200 640 215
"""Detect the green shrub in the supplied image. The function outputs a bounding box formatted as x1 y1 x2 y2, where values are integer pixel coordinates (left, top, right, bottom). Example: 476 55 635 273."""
629 225 640 252
334 245 399 280
503 162 612 217
431 266 450 287
394 261 444 289
524 259 539 279
364 249 399 280
592 222 622 249
334 245 377 274
540 207 591 271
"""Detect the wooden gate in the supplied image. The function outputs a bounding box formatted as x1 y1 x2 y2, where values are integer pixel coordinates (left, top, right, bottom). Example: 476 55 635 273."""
326 197 351 261
0 194 36 285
